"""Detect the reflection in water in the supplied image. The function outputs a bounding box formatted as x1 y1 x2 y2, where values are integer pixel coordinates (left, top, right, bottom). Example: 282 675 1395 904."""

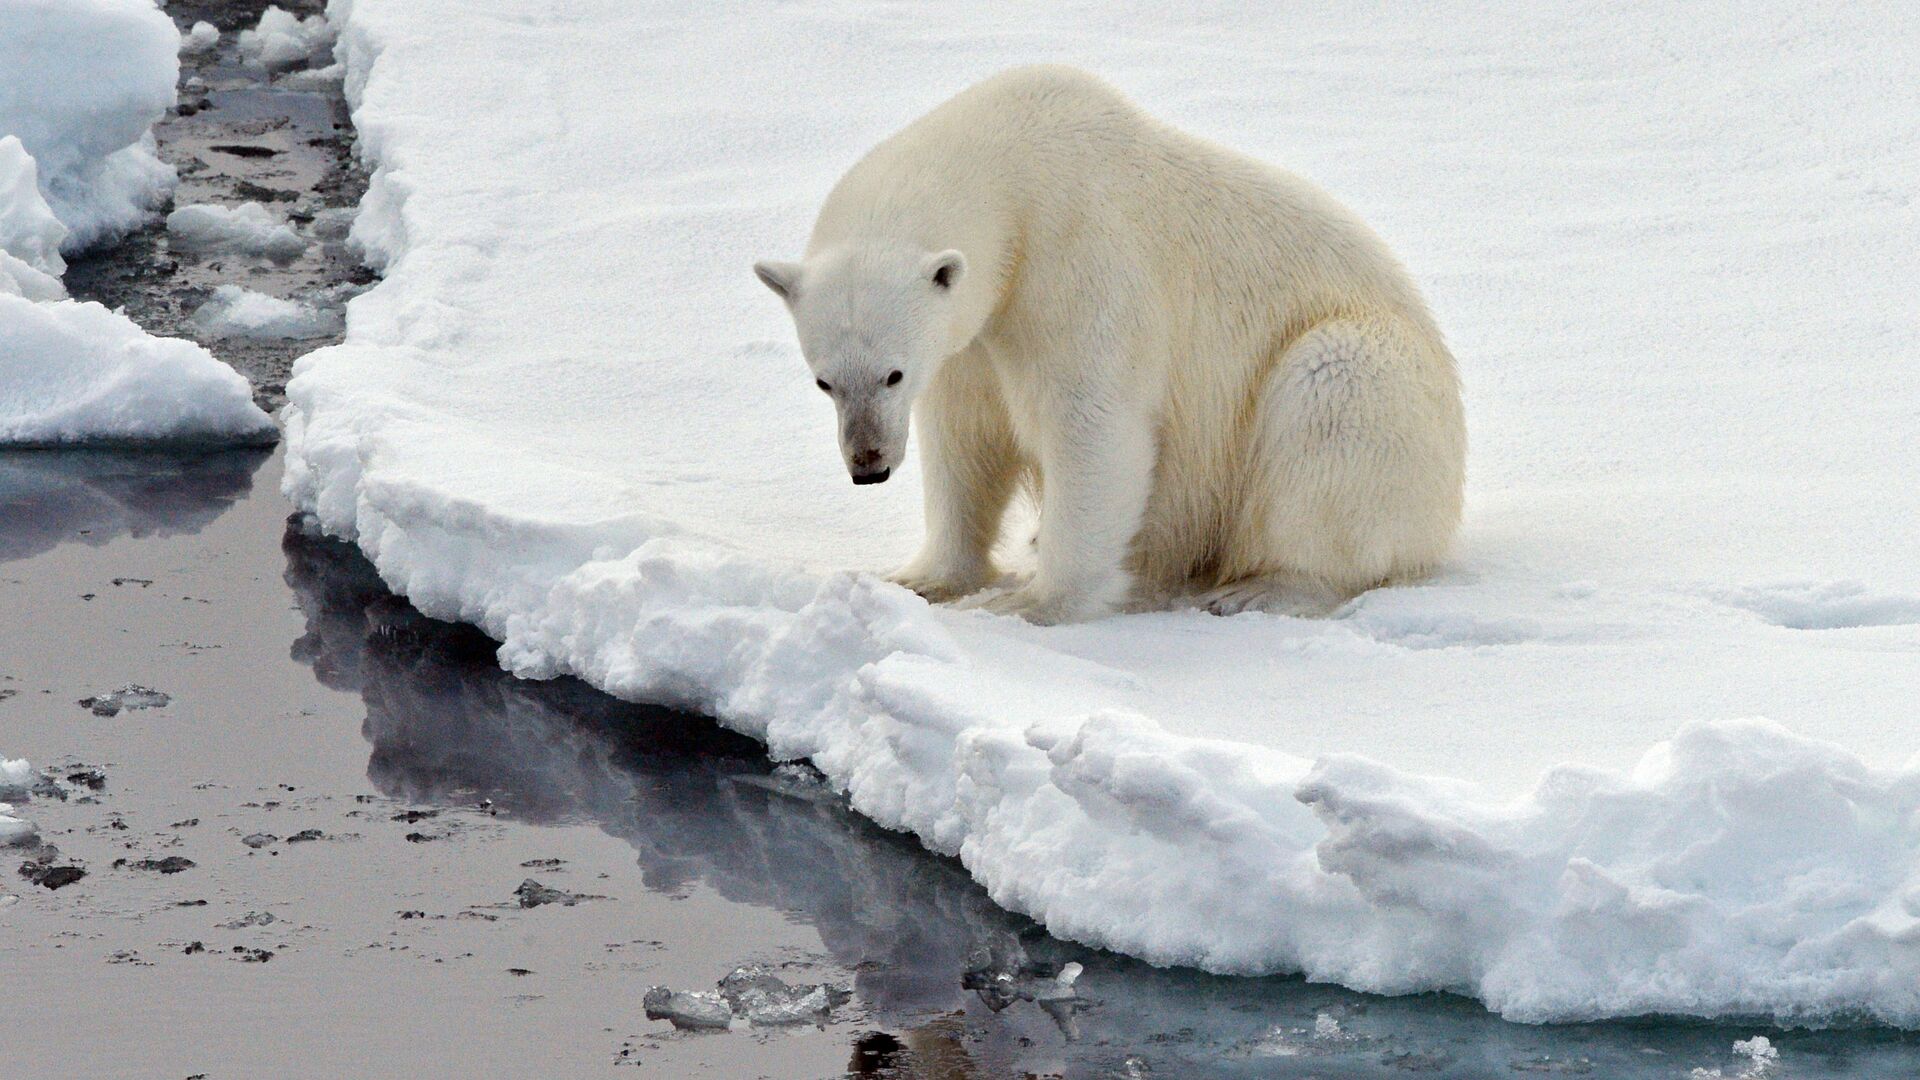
0 448 270 563
282 523 1920 1078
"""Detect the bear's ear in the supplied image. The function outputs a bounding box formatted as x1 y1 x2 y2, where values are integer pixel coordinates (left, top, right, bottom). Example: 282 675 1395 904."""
754 260 802 303
923 249 965 290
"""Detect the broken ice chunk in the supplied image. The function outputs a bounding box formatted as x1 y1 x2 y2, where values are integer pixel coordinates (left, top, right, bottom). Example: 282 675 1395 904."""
77 686 171 717
714 964 851 1026
642 987 732 1030
740 982 852 1027
513 878 600 907
716 965 787 1011
1034 962 1086 1040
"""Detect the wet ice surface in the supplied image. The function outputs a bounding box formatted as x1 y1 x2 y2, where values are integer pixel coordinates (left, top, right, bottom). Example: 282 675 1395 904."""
59 0 369 413
11 457 1920 1077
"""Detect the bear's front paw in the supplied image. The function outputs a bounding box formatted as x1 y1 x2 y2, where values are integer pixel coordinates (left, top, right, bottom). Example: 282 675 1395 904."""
975 585 1104 626
887 560 992 604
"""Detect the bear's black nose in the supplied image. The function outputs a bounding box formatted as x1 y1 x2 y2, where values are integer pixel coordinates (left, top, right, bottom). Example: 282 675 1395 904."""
851 468 891 485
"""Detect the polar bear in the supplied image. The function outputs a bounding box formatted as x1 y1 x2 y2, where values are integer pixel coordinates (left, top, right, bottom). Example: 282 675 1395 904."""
755 65 1465 624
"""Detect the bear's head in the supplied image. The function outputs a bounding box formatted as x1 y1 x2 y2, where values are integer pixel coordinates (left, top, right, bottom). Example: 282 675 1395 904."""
754 245 969 485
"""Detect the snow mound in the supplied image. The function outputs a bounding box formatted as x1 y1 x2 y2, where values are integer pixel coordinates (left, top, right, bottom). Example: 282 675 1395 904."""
180 20 219 56
0 137 68 302
0 296 275 446
0 138 67 286
0 8 269 447
287 0 1920 1025
0 0 178 252
167 202 308 261
239 5 335 71
1 758 35 846
278 63 347 91
192 285 342 340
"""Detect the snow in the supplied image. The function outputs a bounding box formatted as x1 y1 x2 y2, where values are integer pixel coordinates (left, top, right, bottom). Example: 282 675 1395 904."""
238 5 335 71
192 285 342 340
285 1 1920 1025
0 297 275 446
166 202 308 261
180 20 219 56
0 137 68 299
0 0 178 253
0 115 274 446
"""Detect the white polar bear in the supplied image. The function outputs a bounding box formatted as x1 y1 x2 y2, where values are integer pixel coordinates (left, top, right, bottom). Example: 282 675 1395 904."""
756 65 1465 624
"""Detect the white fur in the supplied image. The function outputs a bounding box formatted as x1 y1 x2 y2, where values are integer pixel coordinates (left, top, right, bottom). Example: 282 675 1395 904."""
758 66 1465 624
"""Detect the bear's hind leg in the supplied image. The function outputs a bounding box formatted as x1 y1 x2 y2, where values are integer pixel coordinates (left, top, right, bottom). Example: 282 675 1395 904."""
1195 573 1356 618
1218 316 1465 610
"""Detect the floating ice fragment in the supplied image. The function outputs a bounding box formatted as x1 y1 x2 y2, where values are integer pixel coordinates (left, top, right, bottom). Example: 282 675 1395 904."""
191 285 341 341
308 206 356 243
642 987 731 1030
167 202 307 261
716 964 785 1011
238 5 334 70
217 911 277 929
513 878 600 907
77 685 171 717
1689 1035 1780 1078
742 983 850 1026
180 21 219 55
278 62 345 90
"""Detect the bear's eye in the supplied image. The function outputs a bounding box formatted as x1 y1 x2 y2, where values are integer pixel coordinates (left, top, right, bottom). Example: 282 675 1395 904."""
885 370 903 387
816 379 831 393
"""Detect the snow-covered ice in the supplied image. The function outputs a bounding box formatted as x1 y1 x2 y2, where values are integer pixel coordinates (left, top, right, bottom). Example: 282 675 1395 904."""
0 1 272 447
0 137 68 300
0 0 178 252
238 5 335 71
180 20 219 56
285 1 1920 1025
0 297 274 446
166 202 308 261
1691 1036 1781 1079
192 285 342 341
1 147 276 445
76 685 172 717
640 987 732 1030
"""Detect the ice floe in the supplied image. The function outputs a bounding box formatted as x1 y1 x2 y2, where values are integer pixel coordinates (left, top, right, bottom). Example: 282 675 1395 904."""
285 0 1920 1025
